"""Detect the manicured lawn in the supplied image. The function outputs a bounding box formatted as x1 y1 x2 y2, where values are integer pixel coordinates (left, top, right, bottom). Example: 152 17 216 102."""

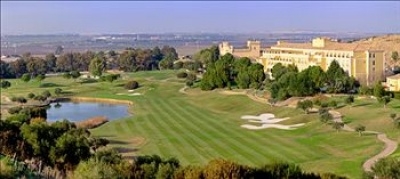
2 70 396 178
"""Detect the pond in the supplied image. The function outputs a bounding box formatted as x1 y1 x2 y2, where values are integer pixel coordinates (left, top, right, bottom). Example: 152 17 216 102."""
46 101 130 122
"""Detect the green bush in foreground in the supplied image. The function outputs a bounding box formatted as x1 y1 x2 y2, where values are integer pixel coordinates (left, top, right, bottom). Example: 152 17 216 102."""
72 153 349 179
0 157 16 179
363 157 400 179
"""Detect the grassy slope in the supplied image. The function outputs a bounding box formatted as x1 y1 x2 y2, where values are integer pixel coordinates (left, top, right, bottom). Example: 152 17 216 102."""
1 70 398 178
335 96 400 158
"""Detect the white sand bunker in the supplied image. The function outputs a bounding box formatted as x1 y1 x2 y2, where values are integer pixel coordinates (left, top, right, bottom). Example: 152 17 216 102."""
130 93 142 96
240 113 304 130
116 92 142 96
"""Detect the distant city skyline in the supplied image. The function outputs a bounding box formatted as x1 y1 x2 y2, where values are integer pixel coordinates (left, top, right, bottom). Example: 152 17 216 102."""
1 1 399 35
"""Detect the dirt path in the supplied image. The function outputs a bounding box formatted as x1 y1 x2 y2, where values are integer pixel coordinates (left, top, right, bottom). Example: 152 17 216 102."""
329 110 354 132
362 133 398 172
328 110 398 172
246 90 269 104
179 86 188 94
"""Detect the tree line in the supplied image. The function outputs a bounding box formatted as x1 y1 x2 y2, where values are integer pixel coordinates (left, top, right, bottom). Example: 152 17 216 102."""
199 52 265 90
0 46 179 79
268 61 359 100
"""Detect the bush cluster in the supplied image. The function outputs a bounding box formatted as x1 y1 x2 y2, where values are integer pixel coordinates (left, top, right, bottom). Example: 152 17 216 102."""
177 72 188 78
125 81 139 90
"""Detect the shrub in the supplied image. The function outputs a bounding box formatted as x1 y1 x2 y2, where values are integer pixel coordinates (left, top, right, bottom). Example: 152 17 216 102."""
20 106 47 119
328 100 337 108
359 86 373 96
42 90 51 98
6 113 30 124
99 75 106 82
174 61 184 70
63 72 72 79
10 96 17 102
35 74 45 82
0 80 11 89
73 159 121 179
185 80 194 87
186 73 197 82
99 74 119 82
54 88 63 96
8 106 22 114
320 102 329 108
177 72 188 79
104 74 121 83
16 97 27 104
27 92 35 99
0 157 16 178
34 95 47 102
20 73 31 82
313 99 322 106
30 117 46 124
125 81 139 90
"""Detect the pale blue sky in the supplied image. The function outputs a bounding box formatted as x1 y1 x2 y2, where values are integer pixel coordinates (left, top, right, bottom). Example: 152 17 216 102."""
1 1 399 35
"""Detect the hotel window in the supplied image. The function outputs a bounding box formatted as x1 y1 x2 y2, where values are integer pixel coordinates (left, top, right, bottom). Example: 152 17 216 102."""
372 60 375 65
373 53 376 58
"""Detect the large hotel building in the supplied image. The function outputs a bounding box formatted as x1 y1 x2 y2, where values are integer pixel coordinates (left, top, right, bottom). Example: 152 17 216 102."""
219 37 385 86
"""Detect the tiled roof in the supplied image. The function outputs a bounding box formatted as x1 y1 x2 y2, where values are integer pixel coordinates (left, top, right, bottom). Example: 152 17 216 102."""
272 41 384 51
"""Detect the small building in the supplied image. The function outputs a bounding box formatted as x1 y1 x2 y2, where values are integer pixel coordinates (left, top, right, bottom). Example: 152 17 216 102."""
219 40 262 60
386 74 400 91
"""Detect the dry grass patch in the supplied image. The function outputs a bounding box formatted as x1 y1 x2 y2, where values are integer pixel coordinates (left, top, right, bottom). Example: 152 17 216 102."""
76 116 109 129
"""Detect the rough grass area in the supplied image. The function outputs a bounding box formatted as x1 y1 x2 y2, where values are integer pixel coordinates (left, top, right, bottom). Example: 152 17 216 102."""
75 116 109 129
1 70 399 178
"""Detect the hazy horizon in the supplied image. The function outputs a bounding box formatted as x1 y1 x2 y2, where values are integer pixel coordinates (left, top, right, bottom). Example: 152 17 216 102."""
1 1 400 35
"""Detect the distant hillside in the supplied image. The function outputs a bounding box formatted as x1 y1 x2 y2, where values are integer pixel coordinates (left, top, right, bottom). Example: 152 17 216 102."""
349 34 400 70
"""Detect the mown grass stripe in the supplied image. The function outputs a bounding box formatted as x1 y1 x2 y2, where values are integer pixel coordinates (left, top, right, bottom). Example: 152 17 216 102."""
148 99 223 164
178 101 293 164
113 121 128 135
133 101 169 157
161 99 270 165
182 100 322 161
146 100 201 164
152 98 237 163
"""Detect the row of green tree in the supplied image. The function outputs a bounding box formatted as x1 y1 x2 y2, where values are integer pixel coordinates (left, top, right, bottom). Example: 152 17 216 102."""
73 154 349 179
269 61 359 100
200 53 265 90
0 45 178 78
